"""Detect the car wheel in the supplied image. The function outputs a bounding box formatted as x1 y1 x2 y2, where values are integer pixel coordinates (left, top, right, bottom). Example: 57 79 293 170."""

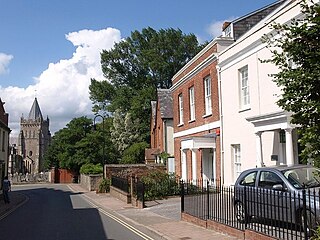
300 209 317 236
234 201 248 223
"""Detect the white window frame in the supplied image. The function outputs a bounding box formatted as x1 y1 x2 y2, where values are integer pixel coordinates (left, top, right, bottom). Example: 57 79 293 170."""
178 94 184 125
189 86 195 121
232 144 241 181
204 76 212 116
239 66 250 110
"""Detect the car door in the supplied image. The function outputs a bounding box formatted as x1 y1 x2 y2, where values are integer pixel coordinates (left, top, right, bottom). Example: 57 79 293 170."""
235 171 258 217
257 170 291 223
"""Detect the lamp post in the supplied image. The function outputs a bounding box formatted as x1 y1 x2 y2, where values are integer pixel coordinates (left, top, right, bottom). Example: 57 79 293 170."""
93 114 105 178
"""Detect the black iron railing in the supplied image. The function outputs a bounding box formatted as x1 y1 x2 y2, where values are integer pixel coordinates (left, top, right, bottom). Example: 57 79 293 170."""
181 179 320 240
111 176 129 193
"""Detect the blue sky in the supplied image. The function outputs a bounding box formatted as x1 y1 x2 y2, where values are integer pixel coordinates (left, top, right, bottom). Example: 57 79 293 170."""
0 0 276 137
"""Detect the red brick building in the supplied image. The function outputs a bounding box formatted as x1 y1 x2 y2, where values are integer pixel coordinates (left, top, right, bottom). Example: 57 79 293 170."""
170 38 233 183
146 89 174 170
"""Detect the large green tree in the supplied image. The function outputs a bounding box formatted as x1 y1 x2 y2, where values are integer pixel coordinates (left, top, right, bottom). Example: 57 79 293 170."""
89 27 206 144
44 116 118 172
263 0 320 166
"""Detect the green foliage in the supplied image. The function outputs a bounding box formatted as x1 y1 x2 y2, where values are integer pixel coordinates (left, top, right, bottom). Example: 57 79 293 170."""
111 109 141 154
44 116 119 173
263 0 320 166
159 152 170 164
121 142 149 164
97 178 111 193
89 27 206 145
140 171 180 200
79 163 103 175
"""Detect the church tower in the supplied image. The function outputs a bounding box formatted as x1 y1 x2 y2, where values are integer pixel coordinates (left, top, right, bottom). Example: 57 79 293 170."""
18 98 51 174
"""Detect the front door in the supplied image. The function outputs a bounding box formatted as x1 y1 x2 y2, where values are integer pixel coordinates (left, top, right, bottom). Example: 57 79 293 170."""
202 148 215 184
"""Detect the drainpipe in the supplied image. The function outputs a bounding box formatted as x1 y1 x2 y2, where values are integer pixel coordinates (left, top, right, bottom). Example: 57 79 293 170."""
217 66 224 185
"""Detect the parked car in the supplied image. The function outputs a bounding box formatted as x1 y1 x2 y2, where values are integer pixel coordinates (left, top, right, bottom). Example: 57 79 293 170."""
234 164 320 234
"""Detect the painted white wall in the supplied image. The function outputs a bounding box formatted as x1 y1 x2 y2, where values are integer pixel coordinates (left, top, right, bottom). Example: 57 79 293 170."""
164 119 175 156
218 1 303 185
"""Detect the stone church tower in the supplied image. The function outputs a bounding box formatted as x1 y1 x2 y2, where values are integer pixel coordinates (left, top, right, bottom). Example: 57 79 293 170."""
18 98 51 174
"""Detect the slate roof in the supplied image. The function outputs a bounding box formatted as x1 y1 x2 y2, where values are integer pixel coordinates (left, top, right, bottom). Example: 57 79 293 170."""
157 89 173 119
28 98 43 121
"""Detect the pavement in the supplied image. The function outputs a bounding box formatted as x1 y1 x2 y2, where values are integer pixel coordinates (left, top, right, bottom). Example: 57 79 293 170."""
0 184 240 240
0 191 28 221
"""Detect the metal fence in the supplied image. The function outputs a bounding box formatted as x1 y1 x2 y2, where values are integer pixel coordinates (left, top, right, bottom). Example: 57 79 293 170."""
181 179 319 240
111 176 129 193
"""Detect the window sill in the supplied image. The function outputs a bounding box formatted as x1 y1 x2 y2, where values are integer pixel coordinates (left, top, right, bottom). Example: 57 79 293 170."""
188 119 195 123
202 113 212 118
177 123 184 127
238 107 251 113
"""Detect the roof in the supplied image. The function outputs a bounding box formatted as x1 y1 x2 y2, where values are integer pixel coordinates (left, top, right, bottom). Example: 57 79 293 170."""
28 98 43 121
0 98 9 127
145 148 161 160
157 89 173 119
245 164 315 172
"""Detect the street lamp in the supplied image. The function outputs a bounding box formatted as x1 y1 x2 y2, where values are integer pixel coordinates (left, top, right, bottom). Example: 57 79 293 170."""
93 114 105 178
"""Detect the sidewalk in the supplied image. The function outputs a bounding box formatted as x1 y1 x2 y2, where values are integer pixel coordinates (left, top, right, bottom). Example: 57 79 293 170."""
68 183 240 240
0 191 28 220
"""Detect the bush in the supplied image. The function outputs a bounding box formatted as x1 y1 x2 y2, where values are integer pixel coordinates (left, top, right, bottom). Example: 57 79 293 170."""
97 178 111 193
140 170 180 201
80 163 103 175
121 142 149 164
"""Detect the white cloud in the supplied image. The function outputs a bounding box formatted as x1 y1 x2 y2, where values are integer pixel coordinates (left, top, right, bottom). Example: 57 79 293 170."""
0 28 121 137
206 18 236 38
0 53 13 75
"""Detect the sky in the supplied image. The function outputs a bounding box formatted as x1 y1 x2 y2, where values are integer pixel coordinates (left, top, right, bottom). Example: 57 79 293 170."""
0 0 277 138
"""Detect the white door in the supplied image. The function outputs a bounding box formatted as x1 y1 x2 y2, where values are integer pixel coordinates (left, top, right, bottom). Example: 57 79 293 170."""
202 148 216 182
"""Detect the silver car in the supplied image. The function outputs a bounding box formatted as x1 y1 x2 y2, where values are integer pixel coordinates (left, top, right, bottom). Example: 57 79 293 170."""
234 164 320 233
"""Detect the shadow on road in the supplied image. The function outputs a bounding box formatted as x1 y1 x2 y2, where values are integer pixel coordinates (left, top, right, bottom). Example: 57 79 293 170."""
0 185 110 240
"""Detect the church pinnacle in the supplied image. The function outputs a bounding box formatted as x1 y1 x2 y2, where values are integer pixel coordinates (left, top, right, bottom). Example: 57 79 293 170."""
28 97 43 121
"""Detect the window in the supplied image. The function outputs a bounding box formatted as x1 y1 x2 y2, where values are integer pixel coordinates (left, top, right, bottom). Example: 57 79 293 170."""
204 76 212 115
240 172 257 186
258 171 284 189
239 66 250 109
178 94 184 125
232 144 241 179
189 87 195 121
2 131 5 152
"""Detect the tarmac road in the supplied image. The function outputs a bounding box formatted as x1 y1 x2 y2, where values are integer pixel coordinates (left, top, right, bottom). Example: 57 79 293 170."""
0 184 157 240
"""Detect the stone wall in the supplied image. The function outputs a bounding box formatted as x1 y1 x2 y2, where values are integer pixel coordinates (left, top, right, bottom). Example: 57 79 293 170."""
80 174 102 191
105 164 166 180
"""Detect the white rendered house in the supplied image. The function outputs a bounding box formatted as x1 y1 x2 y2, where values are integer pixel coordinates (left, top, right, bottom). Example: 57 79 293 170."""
217 0 305 185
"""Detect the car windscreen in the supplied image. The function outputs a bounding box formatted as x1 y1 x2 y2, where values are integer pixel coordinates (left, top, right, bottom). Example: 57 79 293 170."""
281 167 320 189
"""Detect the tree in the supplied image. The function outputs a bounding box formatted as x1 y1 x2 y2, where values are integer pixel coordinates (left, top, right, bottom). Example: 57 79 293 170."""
89 27 206 144
263 0 320 166
44 116 118 172
121 142 149 164
110 109 140 154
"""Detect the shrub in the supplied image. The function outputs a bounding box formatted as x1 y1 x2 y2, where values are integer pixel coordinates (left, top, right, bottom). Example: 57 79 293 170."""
97 178 111 193
80 163 103 175
139 170 180 201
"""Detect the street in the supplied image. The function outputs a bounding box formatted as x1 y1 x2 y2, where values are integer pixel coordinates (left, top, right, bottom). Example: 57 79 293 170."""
0 184 154 240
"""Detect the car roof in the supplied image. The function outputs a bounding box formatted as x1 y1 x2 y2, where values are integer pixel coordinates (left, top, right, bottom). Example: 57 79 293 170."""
247 164 314 172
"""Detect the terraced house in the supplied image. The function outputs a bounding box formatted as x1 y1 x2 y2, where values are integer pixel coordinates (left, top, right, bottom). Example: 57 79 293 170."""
0 98 10 194
170 0 284 184
218 0 304 185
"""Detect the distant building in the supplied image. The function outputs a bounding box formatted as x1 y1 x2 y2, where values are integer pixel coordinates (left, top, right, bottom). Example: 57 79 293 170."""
146 89 175 172
0 98 10 193
17 98 51 174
